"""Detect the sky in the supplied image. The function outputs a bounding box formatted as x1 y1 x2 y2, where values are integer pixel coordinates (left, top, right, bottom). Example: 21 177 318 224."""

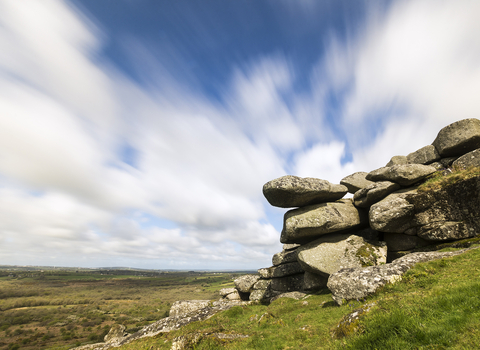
1 0 480 270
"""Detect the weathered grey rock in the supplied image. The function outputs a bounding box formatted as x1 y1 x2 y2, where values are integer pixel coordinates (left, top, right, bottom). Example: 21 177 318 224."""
263 175 347 208
351 227 383 242
75 301 250 350
249 273 304 302
104 324 127 343
386 155 408 167
340 172 375 194
258 262 304 279
252 279 271 290
219 288 241 300
353 181 401 208
428 162 445 170
272 249 298 266
248 289 266 302
234 275 260 293
327 248 474 305
169 300 211 318
416 221 472 241
367 166 390 180
270 273 304 292
303 271 328 291
283 243 301 251
249 288 279 302
224 291 241 301
297 233 387 277
407 145 440 165
281 199 368 244
432 118 480 157
406 177 480 240
439 157 458 167
369 190 417 233
366 164 436 186
219 288 237 298
403 227 417 236
452 148 480 169
270 291 308 302
383 233 431 252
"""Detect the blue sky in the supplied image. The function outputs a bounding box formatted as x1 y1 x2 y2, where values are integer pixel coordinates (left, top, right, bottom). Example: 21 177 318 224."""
1 0 479 270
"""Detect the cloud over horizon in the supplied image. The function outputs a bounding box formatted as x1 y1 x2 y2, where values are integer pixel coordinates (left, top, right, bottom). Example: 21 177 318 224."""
1 0 479 270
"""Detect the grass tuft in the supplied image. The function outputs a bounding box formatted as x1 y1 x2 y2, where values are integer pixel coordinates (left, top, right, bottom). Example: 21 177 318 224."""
418 166 480 192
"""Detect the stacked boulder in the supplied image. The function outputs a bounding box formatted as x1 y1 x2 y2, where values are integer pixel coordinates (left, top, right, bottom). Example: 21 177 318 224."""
252 177 388 302
233 118 480 303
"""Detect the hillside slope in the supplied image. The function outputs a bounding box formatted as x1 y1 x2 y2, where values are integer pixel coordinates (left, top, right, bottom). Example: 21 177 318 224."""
113 244 480 349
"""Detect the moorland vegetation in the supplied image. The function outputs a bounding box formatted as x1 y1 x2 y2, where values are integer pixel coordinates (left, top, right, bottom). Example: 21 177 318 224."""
0 269 243 350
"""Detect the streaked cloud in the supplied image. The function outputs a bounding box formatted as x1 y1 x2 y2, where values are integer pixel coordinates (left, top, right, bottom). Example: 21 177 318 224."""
0 0 479 269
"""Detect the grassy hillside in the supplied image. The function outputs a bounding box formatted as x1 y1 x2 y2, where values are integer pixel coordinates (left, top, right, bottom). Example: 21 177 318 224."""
117 246 480 349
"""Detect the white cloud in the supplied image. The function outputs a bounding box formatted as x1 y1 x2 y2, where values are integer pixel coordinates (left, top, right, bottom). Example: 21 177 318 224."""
303 0 480 177
2 0 480 270
0 0 287 269
0 188 109 258
293 142 355 184
0 84 102 200
0 0 116 129
329 0 480 148
226 57 305 152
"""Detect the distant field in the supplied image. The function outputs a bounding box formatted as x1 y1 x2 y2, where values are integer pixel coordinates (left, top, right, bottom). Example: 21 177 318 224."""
0 268 247 350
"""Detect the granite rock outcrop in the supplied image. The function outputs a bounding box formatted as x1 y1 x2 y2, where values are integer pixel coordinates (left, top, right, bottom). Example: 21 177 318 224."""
327 248 475 305
233 118 480 304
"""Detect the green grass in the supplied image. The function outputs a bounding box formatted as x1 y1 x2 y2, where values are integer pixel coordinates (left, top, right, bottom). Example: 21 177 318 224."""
418 166 480 192
119 290 350 350
117 247 480 350
341 249 480 349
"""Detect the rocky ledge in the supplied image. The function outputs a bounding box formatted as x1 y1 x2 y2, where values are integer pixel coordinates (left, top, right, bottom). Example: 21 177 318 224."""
327 248 476 305
73 299 250 350
232 118 480 304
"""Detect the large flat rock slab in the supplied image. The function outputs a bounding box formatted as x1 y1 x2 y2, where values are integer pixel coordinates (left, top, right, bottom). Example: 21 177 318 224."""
249 274 305 302
366 164 436 186
353 181 401 208
272 249 298 266
386 155 408 167
258 262 304 279
234 275 260 293
340 172 375 194
263 175 347 208
280 199 368 244
297 233 387 277
451 148 480 169
432 118 480 157
369 192 416 233
406 145 440 165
